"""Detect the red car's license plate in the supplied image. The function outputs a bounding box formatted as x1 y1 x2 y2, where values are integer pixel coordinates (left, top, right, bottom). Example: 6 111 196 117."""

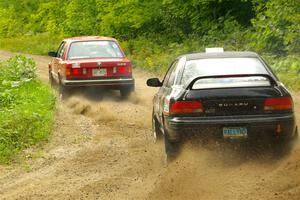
92 68 107 76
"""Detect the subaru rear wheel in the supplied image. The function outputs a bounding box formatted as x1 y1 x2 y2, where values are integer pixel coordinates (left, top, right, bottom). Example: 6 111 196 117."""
152 111 163 143
293 127 298 142
164 134 181 163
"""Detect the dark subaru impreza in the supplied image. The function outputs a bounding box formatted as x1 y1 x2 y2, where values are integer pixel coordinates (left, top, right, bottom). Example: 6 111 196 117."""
147 50 298 160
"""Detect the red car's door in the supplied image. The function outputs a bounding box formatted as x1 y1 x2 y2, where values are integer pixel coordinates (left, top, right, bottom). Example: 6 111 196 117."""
54 41 67 77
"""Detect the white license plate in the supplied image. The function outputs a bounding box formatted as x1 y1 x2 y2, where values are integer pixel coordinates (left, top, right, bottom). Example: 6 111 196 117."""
223 127 248 138
92 68 107 76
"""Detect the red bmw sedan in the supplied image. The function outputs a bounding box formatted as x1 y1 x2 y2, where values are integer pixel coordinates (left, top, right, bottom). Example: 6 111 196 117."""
48 36 134 98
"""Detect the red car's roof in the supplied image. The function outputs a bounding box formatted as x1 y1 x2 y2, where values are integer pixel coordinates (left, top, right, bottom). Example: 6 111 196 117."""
64 36 117 42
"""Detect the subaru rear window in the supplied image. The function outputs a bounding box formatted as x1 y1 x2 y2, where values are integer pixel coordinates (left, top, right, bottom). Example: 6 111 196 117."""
191 76 271 89
182 57 269 87
68 41 124 59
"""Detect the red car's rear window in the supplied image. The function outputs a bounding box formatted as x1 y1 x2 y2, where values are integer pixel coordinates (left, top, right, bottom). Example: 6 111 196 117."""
68 40 124 60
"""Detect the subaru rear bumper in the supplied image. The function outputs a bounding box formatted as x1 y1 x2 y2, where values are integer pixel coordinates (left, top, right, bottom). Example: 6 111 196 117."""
165 113 296 142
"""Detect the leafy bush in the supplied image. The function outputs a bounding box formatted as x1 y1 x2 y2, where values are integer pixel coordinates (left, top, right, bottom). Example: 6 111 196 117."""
0 55 55 163
251 0 300 54
0 55 36 81
263 55 300 90
0 55 37 108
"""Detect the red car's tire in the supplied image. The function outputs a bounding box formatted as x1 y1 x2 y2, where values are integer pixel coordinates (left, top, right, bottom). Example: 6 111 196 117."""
120 86 134 98
58 76 68 100
49 71 55 87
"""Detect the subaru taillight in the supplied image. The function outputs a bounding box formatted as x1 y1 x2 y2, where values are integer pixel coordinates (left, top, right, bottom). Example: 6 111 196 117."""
264 97 293 111
170 101 204 115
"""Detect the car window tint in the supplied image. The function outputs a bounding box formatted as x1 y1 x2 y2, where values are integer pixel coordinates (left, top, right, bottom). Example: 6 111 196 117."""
182 57 268 85
166 61 180 87
68 41 124 59
57 42 66 59
163 60 178 88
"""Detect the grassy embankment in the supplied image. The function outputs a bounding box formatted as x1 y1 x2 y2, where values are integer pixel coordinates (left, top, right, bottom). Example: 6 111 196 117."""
0 55 55 164
0 34 299 90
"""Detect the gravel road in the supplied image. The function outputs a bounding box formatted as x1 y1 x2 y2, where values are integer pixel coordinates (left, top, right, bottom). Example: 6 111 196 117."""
0 51 299 200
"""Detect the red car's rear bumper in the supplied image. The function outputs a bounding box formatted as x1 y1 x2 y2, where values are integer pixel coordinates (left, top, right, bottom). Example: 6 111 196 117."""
61 77 135 87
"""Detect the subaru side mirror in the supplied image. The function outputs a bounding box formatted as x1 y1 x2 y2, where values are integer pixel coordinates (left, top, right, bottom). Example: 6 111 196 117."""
147 78 162 87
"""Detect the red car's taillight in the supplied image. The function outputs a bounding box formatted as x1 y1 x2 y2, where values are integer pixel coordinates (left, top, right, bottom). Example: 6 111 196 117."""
66 68 71 76
170 101 204 114
119 66 126 73
72 68 81 76
264 97 293 111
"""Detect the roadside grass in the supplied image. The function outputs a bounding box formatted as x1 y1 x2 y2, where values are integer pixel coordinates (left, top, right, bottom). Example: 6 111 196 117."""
0 33 62 55
0 55 55 164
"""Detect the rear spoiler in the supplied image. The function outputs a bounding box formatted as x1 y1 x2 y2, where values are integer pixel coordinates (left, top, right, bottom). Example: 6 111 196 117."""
187 74 278 90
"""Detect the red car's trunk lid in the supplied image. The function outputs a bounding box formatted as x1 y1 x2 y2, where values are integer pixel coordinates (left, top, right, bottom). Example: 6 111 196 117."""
66 58 132 78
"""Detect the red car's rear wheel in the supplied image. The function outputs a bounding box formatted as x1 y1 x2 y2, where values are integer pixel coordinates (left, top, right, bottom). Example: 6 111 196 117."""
120 85 134 98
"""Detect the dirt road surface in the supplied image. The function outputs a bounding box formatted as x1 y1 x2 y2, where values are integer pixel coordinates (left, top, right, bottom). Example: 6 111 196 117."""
0 51 300 200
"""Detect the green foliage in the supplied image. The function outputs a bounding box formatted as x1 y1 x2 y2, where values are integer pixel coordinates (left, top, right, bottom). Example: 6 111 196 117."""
30 1 65 35
263 55 300 90
0 0 254 39
1 0 298 54
0 33 62 55
161 0 254 37
0 55 37 81
0 7 20 37
251 0 300 54
0 0 299 90
0 56 55 163
64 0 98 36
95 0 163 39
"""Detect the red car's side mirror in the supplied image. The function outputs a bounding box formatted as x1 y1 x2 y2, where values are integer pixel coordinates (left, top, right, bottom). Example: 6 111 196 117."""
48 51 57 57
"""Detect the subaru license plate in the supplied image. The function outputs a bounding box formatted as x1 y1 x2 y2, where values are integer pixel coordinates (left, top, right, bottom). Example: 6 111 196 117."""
93 68 107 76
223 127 247 139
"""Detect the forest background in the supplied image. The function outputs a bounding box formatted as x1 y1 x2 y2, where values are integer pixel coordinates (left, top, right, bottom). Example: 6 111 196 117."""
0 0 299 88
